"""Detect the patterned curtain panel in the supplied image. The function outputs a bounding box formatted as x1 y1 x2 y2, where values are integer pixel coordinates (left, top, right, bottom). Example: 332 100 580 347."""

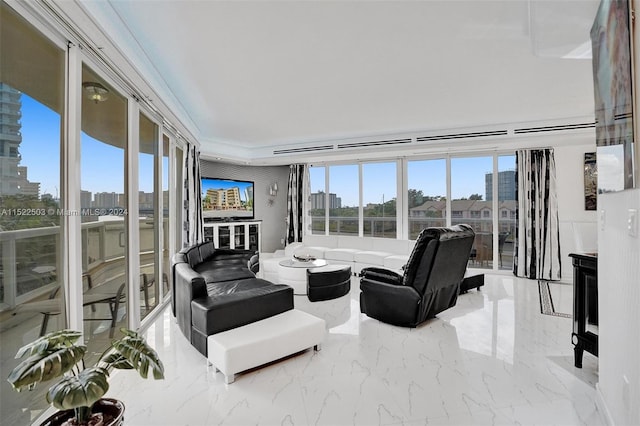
183 144 203 247
513 149 561 280
285 164 307 244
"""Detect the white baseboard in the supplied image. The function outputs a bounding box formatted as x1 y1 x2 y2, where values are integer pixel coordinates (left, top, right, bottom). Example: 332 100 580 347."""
596 383 615 426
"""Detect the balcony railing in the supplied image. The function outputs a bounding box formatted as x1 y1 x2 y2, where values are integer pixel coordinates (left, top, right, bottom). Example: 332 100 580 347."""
310 215 516 268
0 218 166 311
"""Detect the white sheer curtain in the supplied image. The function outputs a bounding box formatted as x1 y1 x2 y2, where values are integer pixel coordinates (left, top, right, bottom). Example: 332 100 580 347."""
514 149 561 280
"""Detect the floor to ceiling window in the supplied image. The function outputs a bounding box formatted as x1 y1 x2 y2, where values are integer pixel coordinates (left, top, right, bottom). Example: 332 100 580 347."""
0 3 185 423
363 162 397 238
497 155 516 270
139 112 159 319
309 166 326 235
80 64 128 354
162 135 170 300
451 156 494 269
175 145 184 248
407 158 447 239
328 165 359 236
0 3 65 424
309 154 515 271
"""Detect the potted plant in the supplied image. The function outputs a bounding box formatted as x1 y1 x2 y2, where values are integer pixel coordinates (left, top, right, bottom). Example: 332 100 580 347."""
7 328 164 426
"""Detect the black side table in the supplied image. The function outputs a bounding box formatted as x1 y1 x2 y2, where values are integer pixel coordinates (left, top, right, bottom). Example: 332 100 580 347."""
569 253 598 368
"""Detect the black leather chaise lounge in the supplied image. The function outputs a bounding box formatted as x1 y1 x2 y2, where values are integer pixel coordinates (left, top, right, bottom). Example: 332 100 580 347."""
359 224 475 327
172 242 293 356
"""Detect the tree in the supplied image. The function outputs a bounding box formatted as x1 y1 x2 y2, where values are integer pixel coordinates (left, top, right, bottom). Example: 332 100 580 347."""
0 195 60 231
469 193 483 200
407 189 424 209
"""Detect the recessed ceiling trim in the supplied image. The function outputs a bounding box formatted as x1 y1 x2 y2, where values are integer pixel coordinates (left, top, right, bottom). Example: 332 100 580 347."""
416 129 508 142
513 122 595 134
273 145 335 155
614 113 632 121
337 138 412 149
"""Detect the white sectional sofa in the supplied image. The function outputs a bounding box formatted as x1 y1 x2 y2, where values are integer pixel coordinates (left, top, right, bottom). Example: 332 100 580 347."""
261 234 417 283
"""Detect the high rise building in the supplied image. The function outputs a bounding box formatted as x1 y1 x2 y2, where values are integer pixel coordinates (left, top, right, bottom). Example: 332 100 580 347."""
485 170 516 201
94 192 120 208
16 166 40 197
0 83 40 198
205 187 242 210
81 190 93 208
310 192 342 209
0 83 23 196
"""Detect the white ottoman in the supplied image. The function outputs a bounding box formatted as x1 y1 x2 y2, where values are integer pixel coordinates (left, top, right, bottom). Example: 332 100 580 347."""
277 264 308 294
207 309 326 384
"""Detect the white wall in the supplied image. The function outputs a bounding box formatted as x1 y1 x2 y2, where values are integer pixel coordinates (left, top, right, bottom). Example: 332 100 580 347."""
597 189 640 425
554 143 598 282
595 2 640 422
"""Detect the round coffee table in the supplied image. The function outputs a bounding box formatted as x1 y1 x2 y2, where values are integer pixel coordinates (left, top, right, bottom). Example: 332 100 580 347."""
277 258 328 294
278 258 328 268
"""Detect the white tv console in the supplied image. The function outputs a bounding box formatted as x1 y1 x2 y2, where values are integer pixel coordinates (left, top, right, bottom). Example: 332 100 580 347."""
203 220 261 252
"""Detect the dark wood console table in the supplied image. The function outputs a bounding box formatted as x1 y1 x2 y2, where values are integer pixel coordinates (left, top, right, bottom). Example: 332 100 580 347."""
569 253 598 368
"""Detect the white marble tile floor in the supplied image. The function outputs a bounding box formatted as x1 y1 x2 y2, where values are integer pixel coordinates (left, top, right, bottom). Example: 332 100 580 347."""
106 274 603 425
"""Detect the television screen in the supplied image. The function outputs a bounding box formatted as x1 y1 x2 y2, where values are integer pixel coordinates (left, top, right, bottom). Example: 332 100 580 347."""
201 177 254 220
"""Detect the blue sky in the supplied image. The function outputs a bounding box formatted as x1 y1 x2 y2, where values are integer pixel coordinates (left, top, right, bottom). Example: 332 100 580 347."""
310 156 512 207
19 94 162 197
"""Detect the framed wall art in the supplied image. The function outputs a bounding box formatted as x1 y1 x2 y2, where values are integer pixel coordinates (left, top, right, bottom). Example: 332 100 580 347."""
590 0 635 191
584 152 597 210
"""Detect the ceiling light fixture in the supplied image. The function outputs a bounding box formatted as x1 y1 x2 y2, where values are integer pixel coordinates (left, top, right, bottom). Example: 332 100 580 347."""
82 81 109 103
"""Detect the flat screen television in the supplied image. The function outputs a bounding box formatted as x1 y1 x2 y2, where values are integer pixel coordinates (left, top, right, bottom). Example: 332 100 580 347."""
201 177 254 220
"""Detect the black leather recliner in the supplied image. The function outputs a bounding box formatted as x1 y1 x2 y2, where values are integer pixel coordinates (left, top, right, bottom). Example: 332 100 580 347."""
359 224 475 327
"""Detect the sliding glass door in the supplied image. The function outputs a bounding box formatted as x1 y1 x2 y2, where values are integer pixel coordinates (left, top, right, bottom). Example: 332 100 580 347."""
407 159 447 239
328 165 358 236
139 113 159 319
309 166 326 235
0 4 65 423
363 162 397 238
80 64 128 354
497 155 516 270
451 156 494 269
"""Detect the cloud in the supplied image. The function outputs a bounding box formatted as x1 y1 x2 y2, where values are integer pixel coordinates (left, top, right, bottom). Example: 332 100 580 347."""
596 145 625 192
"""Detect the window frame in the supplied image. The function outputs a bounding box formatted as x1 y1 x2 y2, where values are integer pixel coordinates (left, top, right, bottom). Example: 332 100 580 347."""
308 151 516 271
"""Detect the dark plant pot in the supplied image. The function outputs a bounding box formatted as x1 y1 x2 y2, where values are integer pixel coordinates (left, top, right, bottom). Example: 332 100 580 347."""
39 398 125 426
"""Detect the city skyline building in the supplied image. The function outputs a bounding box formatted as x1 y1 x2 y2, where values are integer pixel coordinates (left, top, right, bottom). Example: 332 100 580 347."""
485 170 516 201
310 191 342 209
0 83 40 198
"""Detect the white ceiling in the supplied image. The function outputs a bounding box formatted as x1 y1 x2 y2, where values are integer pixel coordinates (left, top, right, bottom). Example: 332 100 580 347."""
77 0 600 163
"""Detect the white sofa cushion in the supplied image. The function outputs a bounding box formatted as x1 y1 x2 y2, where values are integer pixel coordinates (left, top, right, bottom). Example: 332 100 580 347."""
324 248 360 262
383 254 410 270
304 234 338 248
354 250 392 265
336 236 371 251
370 237 412 254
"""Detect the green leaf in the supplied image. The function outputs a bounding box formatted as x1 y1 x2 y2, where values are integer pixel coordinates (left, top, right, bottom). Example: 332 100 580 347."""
101 353 133 370
7 345 86 391
47 367 109 411
118 328 141 339
15 330 82 359
109 333 164 380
